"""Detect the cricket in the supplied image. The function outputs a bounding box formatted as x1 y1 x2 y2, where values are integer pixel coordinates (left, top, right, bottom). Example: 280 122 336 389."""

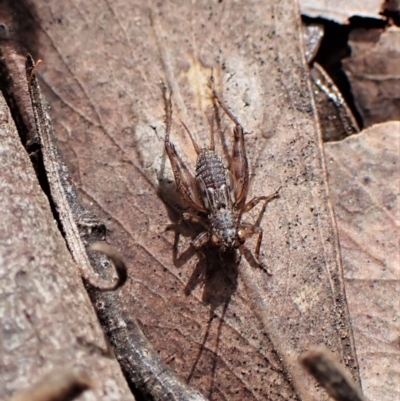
163 84 280 271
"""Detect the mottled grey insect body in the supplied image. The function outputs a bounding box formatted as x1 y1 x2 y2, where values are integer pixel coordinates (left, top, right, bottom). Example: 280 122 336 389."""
162 85 280 270
195 149 240 250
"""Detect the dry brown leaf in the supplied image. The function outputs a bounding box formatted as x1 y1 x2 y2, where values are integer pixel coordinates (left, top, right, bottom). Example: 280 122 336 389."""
0 93 135 400
310 62 360 141
343 27 400 129
302 23 360 142
326 121 400 401
18 1 359 399
300 0 384 23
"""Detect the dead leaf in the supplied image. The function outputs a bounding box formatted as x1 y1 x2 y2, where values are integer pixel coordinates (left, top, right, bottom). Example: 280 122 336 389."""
310 62 360 141
302 23 360 142
300 0 384 24
302 23 325 64
0 93 135 400
325 121 400 401
18 1 359 400
381 1 400 24
343 26 400 128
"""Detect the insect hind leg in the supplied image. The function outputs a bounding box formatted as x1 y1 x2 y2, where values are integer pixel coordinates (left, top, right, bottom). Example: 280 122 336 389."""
162 86 206 213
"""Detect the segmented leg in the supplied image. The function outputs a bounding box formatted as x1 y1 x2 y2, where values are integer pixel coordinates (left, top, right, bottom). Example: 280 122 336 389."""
182 212 208 229
213 90 249 207
238 223 272 274
192 231 211 249
238 223 263 261
182 214 211 251
242 187 281 214
240 188 280 273
162 86 205 213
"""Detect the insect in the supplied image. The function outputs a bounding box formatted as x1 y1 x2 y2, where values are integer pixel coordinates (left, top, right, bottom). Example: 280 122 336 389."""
163 85 280 271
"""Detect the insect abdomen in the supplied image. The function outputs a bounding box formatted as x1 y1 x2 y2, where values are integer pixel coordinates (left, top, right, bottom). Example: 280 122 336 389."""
196 150 227 190
196 150 235 212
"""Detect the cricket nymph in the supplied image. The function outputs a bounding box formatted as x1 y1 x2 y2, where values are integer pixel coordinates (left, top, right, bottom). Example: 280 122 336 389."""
163 85 280 270
195 150 241 250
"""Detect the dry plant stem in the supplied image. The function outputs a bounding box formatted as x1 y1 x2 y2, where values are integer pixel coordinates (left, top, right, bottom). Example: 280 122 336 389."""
10 369 92 401
100 311 209 401
301 347 365 401
26 55 124 291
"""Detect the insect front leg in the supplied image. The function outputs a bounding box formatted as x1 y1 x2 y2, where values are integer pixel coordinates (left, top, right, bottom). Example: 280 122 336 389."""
179 215 210 259
191 231 211 249
238 223 272 274
167 214 209 265
180 213 210 233
238 223 263 261
165 212 206 232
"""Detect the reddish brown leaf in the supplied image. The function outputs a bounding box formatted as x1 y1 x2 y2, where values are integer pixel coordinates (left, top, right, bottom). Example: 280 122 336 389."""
22 1 359 400
300 0 384 23
326 121 400 401
343 27 400 129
